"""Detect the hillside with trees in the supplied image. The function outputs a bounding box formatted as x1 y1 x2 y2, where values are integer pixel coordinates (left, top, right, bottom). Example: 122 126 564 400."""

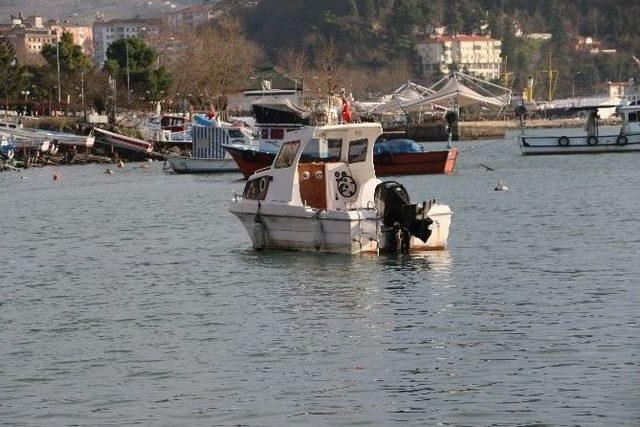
232 0 640 98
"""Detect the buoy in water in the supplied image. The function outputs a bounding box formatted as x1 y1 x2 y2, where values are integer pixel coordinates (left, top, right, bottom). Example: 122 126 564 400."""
495 180 508 191
104 168 114 175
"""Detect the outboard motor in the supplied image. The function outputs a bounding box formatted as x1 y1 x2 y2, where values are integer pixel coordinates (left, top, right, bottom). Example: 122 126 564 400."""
374 181 433 252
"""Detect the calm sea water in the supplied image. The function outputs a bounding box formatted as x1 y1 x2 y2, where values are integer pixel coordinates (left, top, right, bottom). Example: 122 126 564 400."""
1 132 639 426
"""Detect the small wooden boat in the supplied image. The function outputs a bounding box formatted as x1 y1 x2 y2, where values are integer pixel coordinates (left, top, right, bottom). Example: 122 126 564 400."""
373 139 458 176
94 127 153 153
518 101 640 155
225 139 458 179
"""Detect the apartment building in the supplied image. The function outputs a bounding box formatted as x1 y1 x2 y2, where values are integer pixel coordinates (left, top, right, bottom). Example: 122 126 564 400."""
92 18 162 65
49 24 93 55
416 35 502 79
165 5 219 30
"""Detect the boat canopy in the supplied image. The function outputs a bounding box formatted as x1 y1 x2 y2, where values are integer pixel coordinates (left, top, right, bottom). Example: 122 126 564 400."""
252 100 311 125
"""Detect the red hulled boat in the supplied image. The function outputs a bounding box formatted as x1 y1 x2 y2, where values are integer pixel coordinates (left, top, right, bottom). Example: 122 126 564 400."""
225 144 458 179
374 147 458 176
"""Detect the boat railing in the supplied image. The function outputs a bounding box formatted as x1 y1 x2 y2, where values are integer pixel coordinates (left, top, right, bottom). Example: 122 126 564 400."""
623 94 639 105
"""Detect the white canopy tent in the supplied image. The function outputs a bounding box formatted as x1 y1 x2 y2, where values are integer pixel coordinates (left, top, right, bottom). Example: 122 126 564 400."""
403 72 512 113
368 81 435 114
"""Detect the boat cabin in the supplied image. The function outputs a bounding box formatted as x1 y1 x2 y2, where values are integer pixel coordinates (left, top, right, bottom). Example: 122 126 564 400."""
160 115 189 132
242 123 383 211
618 102 640 135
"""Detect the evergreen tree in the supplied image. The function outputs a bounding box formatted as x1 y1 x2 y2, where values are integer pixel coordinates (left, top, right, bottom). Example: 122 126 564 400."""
105 37 172 104
0 39 27 112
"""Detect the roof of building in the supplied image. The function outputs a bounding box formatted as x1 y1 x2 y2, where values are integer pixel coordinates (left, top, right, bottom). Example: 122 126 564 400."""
93 18 163 28
420 35 499 43
167 5 214 15
246 67 302 91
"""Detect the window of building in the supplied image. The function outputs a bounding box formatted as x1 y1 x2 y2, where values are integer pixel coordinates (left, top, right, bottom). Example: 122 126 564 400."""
628 112 638 122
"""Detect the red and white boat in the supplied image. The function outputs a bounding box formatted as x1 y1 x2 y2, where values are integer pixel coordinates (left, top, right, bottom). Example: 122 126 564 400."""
94 127 153 154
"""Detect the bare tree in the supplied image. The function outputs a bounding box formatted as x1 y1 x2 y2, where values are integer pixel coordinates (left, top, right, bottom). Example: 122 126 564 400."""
276 48 308 81
167 18 261 107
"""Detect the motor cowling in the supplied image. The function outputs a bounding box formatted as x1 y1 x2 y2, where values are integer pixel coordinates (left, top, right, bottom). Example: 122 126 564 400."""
374 181 433 244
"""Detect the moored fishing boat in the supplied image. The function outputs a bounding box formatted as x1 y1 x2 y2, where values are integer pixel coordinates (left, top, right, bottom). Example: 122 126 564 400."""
373 139 458 176
225 138 459 178
229 122 452 254
518 100 640 155
165 124 254 173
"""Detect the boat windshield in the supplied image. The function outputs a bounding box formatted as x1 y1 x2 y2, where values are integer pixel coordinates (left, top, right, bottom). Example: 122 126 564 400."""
299 138 342 163
228 129 244 138
348 138 368 163
274 140 301 168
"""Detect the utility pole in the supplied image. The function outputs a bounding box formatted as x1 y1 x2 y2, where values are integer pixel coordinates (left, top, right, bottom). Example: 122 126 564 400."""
81 69 86 121
56 35 62 103
126 41 131 106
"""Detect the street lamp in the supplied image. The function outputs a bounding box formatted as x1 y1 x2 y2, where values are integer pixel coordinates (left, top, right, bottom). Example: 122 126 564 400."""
21 90 30 101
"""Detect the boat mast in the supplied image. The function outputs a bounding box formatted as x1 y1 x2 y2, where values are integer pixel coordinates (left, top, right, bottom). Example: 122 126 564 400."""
543 52 558 102
500 56 514 88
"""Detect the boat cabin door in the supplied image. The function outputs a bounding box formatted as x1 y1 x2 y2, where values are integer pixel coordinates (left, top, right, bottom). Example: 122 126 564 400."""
298 163 327 210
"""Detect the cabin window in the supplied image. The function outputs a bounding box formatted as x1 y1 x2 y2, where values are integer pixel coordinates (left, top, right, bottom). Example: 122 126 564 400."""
628 112 638 122
228 129 243 138
299 138 342 164
274 140 301 169
243 176 271 200
348 138 368 163
261 128 269 139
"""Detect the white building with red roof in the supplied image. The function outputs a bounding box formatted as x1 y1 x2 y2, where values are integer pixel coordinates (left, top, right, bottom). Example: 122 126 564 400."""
416 35 502 79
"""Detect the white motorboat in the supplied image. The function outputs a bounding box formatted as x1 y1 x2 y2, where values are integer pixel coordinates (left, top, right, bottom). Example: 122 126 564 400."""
44 130 95 148
94 127 153 153
0 122 94 148
166 124 254 173
229 122 452 254
518 100 640 155
139 114 192 145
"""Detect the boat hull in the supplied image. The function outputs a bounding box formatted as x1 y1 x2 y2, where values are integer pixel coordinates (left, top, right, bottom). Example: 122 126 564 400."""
520 133 640 155
94 128 153 153
224 145 277 179
374 148 458 176
230 200 451 254
225 146 459 179
166 155 239 173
